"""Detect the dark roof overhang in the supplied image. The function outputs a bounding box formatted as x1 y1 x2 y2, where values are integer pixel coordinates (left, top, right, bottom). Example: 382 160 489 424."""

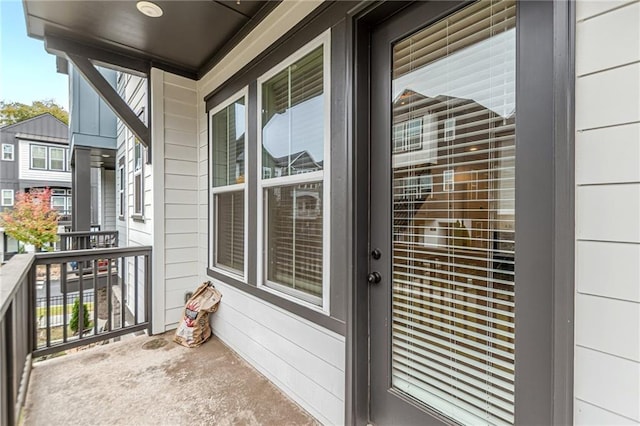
23 0 281 80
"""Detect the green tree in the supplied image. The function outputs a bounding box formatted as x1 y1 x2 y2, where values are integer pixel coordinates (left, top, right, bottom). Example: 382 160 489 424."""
0 99 68 125
0 188 59 251
70 298 91 334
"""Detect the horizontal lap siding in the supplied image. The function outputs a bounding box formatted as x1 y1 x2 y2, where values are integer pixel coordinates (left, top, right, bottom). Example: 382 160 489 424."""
210 280 345 426
160 71 199 330
574 2 640 423
194 2 345 423
116 74 152 318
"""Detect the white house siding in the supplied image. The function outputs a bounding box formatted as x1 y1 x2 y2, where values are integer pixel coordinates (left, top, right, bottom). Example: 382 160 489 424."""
102 169 116 231
17 139 71 183
195 2 345 424
574 1 640 424
116 73 153 321
148 68 199 334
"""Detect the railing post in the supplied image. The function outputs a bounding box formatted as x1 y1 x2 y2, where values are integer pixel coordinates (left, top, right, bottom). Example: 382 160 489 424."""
2 303 15 426
145 252 152 335
29 264 37 355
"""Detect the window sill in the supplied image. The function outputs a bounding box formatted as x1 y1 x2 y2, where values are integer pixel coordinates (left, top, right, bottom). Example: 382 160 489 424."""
131 215 145 223
206 267 345 335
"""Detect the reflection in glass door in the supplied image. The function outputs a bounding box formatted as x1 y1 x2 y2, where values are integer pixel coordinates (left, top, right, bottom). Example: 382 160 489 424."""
390 1 516 424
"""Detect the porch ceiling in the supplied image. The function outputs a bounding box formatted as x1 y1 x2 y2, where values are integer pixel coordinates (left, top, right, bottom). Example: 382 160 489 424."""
23 0 279 79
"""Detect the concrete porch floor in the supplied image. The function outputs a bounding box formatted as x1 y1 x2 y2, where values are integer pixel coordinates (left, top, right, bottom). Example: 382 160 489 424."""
22 333 319 426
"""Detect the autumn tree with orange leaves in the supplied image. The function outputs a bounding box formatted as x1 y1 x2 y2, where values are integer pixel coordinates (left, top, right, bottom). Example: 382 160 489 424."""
0 188 59 251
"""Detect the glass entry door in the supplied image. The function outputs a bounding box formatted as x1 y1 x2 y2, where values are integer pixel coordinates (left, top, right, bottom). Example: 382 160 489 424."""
369 1 517 424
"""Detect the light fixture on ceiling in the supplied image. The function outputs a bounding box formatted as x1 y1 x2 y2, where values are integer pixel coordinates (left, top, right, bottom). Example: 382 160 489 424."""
101 154 110 158
136 1 163 18
469 146 478 152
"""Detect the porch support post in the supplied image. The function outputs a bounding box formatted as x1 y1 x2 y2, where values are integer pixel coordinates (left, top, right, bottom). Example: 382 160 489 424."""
64 53 151 150
72 147 91 232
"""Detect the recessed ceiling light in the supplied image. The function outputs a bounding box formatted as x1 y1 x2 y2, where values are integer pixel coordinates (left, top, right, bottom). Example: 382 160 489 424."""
101 154 110 158
137 1 163 18
469 146 478 152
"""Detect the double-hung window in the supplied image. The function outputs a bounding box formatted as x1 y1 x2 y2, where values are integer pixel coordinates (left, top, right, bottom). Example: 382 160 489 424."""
2 144 14 161
31 145 47 169
51 189 68 212
1 189 13 206
133 139 144 216
118 156 125 219
210 90 247 277
49 147 65 171
258 31 330 309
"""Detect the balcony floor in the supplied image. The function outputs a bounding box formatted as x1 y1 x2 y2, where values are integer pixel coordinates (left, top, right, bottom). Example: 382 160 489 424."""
23 333 318 425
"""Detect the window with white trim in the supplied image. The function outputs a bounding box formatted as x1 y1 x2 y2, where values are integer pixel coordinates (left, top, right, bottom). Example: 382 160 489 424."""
49 147 65 171
258 31 330 308
50 188 71 213
209 91 247 277
133 139 144 216
30 145 47 169
118 156 125 219
1 189 14 206
2 144 14 161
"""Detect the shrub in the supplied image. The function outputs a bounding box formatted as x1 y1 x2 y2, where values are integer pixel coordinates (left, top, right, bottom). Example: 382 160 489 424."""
70 299 90 333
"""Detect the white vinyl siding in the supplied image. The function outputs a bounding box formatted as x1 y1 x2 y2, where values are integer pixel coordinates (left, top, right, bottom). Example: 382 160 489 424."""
574 1 640 424
195 3 343 423
103 169 116 230
116 73 152 321
18 140 71 182
149 69 199 334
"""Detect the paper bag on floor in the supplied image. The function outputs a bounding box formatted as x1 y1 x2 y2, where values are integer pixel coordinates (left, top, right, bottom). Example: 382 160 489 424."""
174 281 222 348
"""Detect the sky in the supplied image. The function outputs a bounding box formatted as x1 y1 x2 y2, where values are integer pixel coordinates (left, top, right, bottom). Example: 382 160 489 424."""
0 0 69 110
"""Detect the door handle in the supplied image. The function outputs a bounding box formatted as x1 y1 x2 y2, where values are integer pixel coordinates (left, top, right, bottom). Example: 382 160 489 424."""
368 271 382 284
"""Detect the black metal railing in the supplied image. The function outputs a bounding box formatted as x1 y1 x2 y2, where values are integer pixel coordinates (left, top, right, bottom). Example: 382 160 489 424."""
32 246 151 357
1 244 152 424
1 253 34 426
58 230 118 251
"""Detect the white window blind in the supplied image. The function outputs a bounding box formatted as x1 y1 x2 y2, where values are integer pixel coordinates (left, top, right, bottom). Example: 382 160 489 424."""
211 94 246 276
390 1 516 425
258 32 330 307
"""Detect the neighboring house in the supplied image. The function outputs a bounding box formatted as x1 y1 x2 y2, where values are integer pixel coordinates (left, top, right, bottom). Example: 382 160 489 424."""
0 114 71 260
65 63 119 232
23 1 640 425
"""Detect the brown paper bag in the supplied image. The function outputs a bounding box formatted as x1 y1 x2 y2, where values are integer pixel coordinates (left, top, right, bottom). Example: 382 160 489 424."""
174 281 222 348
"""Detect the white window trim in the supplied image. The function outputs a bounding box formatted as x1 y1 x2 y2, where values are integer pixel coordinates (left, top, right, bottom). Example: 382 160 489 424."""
444 117 456 141
2 144 14 161
133 139 144 217
208 87 249 281
256 29 331 313
30 144 47 170
118 158 125 218
48 147 66 171
1 189 14 206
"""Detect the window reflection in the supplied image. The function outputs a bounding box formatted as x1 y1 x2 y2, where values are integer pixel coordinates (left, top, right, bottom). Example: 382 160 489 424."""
390 1 517 424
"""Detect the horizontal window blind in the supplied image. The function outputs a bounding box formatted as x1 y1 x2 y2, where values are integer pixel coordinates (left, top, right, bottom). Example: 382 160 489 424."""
216 191 244 274
390 1 516 425
211 95 246 276
265 183 323 304
259 36 328 306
